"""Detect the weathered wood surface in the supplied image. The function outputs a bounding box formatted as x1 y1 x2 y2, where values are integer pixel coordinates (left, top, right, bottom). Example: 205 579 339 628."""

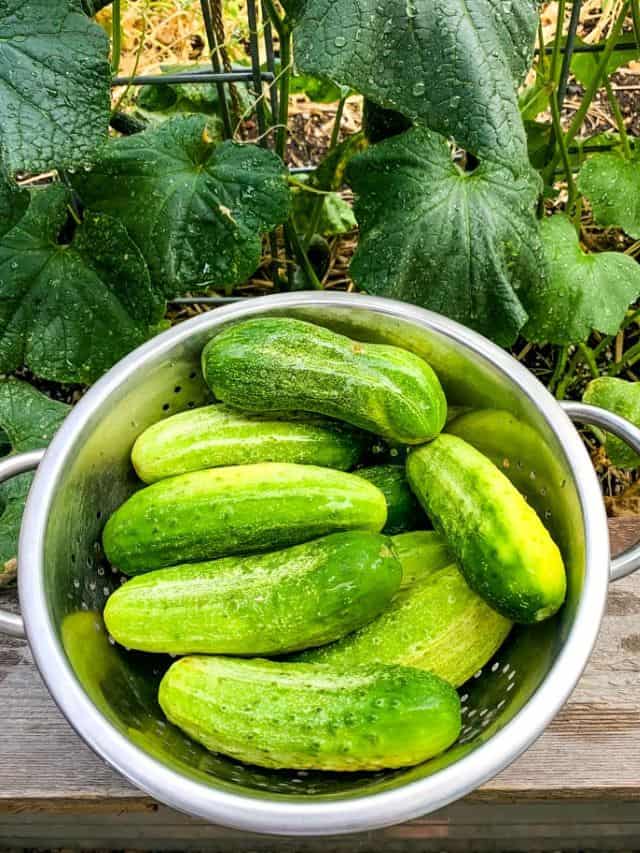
1 517 640 848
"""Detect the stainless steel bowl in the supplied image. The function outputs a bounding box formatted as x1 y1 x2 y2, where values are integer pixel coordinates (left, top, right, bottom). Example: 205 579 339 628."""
2 292 640 835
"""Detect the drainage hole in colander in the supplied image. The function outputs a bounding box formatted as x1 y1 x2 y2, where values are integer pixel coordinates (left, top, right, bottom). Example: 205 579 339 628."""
189 370 197 379
162 403 170 412
174 385 182 394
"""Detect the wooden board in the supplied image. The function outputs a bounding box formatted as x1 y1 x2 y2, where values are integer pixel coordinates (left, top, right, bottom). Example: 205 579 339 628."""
1 517 640 848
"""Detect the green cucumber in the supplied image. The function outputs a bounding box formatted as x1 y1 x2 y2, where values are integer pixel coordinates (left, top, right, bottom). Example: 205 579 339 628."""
406 434 566 623
201 317 447 444
104 532 401 655
299 533 510 687
132 404 367 483
159 656 461 770
355 464 426 534
392 530 453 588
103 462 387 575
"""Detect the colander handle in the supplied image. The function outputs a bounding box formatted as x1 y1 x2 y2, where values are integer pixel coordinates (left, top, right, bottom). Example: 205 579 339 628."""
0 448 45 638
561 401 640 582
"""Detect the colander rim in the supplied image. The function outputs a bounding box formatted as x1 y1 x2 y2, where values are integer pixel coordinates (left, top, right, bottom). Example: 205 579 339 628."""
18 292 610 836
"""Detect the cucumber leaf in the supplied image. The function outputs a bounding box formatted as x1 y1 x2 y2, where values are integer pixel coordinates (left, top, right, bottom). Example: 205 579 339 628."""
0 173 28 239
578 151 640 240
291 0 538 169
0 0 110 176
347 127 544 346
133 63 251 131
72 115 291 295
0 185 165 383
292 185 356 238
0 378 70 584
583 377 640 469
523 214 640 344
571 37 638 89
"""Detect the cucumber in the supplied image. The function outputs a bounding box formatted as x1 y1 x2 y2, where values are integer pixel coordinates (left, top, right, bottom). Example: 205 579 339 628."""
103 462 387 575
201 317 447 444
406 434 566 623
158 656 461 771
392 530 453 588
132 403 366 483
104 532 401 655
355 464 426 534
298 534 510 687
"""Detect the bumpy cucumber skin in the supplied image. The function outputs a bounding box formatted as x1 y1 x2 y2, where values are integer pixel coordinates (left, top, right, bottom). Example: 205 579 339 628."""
201 317 447 444
158 657 461 771
406 434 566 624
132 404 366 483
102 462 387 575
104 532 401 655
355 465 426 534
299 535 511 687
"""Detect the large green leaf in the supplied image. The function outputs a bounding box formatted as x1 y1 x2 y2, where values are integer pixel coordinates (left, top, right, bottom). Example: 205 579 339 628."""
0 0 110 176
347 127 544 346
583 377 640 469
523 214 640 344
578 152 640 240
72 115 291 295
0 378 69 584
291 0 538 168
0 185 165 383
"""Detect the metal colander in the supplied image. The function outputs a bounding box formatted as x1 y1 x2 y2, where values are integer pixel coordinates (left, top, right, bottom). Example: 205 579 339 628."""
1 292 639 835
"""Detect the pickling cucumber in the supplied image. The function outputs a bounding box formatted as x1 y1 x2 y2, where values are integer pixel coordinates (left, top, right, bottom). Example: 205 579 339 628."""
299 533 511 687
201 317 447 444
391 529 453 588
406 434 566 623
102 462 387 574
132 404 367 483
104 532 401 655
355 465 426 534
158 656 461 770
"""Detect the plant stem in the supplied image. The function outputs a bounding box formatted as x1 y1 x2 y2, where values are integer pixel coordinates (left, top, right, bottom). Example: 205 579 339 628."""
557 0 582 110
111 0 122 74
285 221 323 289
604 77 632 157
537 19 549 76
200 0 233 139
579 342 600 378
261 0 279 120
246 0 268 143
547 0 630 177
550 82 578 213
276 27 292 160
555 346 583 399
632 0 640 56
549 0 567 85
304 96 347 245
263 0 291 159
549 345 569 394
608 338 640 375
